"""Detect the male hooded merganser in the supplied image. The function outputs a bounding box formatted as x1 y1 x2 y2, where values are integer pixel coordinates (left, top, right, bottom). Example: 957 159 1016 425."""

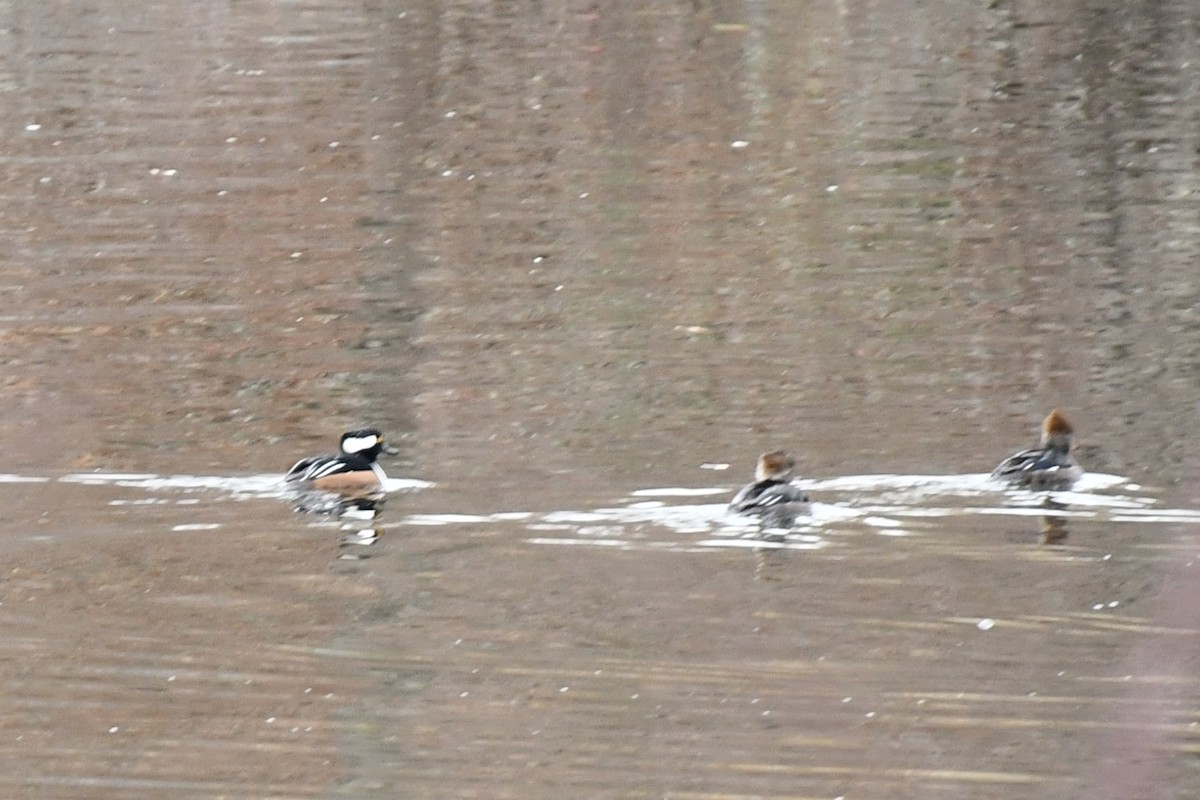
284 428 397 493
991 409 1083 490
729 450 811 527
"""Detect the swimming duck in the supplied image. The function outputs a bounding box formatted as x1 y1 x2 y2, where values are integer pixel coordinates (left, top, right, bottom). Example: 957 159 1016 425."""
991 409 1083 490
729 450 811 527
284 428 396 494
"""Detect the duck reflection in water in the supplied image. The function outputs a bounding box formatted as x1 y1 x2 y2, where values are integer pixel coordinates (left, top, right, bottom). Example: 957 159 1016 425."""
1039 496 1070 544
338 513 384 558
288 492 386 557
290 490 384 517
729 451 811 534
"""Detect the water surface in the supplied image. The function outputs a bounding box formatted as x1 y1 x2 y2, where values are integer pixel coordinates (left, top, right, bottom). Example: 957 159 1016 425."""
2 1 1200 798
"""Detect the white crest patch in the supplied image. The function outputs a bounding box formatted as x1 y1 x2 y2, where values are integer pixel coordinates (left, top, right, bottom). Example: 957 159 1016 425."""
342 434 379 454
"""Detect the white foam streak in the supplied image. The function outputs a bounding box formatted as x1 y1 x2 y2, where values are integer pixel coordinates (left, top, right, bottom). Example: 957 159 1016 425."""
54 472 433 499
630 487 730 498
0 474 50 483
60 472 287 496
381 477 436 492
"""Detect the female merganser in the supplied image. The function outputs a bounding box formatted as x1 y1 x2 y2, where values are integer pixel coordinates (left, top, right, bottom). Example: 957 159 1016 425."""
729 450 811 527
991 409 1083 490
284 428 396 493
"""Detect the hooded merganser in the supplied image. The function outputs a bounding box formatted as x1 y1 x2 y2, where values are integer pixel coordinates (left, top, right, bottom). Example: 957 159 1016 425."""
729 450 811 527
284 428 397 493
991 409 1083 490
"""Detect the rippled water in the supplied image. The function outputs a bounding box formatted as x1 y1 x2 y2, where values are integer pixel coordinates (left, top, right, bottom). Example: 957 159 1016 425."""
4 1 1200 798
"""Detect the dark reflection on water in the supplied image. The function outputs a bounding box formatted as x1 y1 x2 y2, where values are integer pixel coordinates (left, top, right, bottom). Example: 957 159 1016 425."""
3 0 1200 798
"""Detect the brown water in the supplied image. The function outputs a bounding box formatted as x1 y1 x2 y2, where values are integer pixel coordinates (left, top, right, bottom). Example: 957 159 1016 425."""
3 1 1200 798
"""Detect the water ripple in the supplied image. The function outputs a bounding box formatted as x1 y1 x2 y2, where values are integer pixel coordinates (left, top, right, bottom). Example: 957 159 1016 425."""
426 471 1200 552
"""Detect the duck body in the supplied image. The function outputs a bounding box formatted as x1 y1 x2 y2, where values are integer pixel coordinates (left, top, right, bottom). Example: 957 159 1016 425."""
729 451 811 528
991 409 1083 490
285 428 393 494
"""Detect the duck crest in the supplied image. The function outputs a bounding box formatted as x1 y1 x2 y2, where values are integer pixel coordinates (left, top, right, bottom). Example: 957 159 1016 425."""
1042 409 1073 438
756 450 796 482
